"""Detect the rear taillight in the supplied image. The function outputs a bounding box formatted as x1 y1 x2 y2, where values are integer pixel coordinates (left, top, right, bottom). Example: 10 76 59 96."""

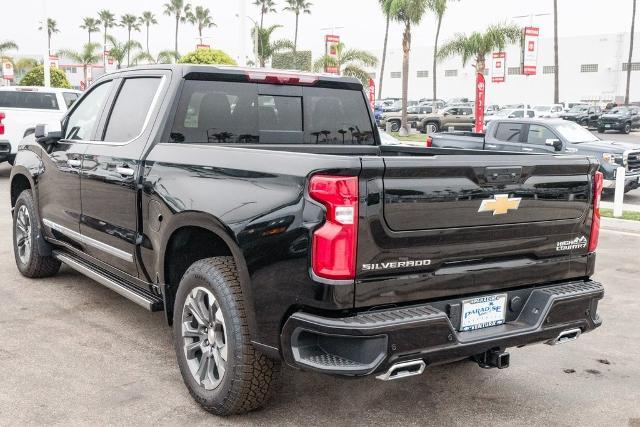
309 175 359 280
588 171 603 252
0 112 5 135
426 135 432 147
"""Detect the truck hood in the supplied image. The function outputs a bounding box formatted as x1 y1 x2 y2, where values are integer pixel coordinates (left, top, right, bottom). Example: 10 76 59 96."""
571 140 640 153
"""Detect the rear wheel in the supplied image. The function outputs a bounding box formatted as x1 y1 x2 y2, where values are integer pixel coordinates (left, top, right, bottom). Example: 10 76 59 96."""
13 190 61 278
389 120 401 132
424 121 439 133
173 257 280 415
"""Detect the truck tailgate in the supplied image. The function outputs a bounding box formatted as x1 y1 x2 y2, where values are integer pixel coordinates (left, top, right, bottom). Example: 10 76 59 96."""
355 153 597 308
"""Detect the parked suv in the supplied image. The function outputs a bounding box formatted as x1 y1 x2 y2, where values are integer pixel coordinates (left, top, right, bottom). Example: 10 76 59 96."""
559 105 602 128
417 105 474 133
597 106 640 134
379 105 433 131
11 65 604 415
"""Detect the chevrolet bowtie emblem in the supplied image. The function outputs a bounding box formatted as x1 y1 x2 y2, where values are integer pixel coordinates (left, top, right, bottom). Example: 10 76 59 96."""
478 194 522 215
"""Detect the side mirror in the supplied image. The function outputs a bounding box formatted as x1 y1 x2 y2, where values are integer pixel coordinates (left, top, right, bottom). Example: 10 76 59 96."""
508 114 515 118
545 138 563 151
443 112 450 116
35 123 62 145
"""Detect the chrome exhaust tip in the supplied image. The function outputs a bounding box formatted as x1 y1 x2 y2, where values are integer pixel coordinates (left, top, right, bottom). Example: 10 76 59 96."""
546 328 582 345
375 360 426 381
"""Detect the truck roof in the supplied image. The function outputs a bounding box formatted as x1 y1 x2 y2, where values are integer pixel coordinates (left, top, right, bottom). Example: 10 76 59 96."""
101 64 364 90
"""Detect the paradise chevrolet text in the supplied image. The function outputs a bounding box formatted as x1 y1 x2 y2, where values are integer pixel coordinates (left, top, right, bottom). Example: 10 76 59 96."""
9 65 604 415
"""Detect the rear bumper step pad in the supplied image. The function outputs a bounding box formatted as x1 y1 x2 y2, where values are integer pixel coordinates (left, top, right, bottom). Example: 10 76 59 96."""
281 280 603 376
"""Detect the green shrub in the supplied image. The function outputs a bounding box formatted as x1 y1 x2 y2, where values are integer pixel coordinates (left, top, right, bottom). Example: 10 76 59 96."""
178 48 237 65
19 65 71 88
272 50 312 71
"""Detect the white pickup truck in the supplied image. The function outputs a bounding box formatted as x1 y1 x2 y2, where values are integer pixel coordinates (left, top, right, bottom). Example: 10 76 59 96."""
0 86 81 164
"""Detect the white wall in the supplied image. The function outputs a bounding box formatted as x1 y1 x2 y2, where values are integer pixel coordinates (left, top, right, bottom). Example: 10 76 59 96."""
374 32 640 105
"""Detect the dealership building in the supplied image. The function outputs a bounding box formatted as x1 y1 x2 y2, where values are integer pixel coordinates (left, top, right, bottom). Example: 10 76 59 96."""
371 32 640 106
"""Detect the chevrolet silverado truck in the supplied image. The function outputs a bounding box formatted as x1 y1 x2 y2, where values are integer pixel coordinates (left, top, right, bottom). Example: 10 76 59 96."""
416 105 475 133
11 65 604 415
430 118 640 192
0 86 80 164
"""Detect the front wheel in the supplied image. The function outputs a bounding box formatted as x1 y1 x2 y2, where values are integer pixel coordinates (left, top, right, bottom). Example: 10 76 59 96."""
389 120 401 132
173 257 280 416
623 123 631 134
597 127 605 133
13 190 61 278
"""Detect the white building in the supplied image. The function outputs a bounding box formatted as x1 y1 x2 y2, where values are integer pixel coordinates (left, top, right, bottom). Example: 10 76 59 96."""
372 32 640 105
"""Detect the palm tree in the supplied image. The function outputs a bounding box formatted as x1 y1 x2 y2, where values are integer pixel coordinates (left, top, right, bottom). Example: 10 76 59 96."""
80 17 101 45
378 0 391 100
120 14 141 67
625 0 637 105
438 24 521 116
251 25 294 67
105 35 143 70
283 0 312 52
0 41 18 57
313 42 378 86
187 6 216 46
431 0 457 105
39 18 59 55
163 0 192 55
553 0 560 104
385 0 431 135
254 0 276 30
14 57 38 79
58 43 101 89
132 49 180 65
98 10 118 68
139 12 158 54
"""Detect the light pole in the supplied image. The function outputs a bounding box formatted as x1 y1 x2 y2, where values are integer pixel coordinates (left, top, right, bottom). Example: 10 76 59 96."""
42 0 50 87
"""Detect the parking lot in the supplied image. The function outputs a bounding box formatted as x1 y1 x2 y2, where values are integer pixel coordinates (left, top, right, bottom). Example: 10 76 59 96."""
1 158 640 426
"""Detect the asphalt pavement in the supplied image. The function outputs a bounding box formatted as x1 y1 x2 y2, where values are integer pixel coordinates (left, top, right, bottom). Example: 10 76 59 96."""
1 160 640 426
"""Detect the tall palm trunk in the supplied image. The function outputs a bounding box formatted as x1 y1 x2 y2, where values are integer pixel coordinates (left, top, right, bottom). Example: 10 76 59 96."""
260 9 265 30
127 28 132 67
378 13 390 100
47 34 51 56
174 16 179 54
476 55 486 76
293 13 299 53
88 31 91 45
103 27 108 68
400 21 411 136
146 24 150 53
83 65 88 88
432 13 443 104
625 0 637 105
553 0 560 104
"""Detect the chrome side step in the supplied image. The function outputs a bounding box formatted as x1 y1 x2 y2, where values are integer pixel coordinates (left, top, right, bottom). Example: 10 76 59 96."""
376 360 426 381
55 252 163 311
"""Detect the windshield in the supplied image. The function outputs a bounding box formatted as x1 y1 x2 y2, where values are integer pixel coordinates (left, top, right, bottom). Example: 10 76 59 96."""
554 121 599 143
534 106 551 112
609 107 630 115
568 105 588 113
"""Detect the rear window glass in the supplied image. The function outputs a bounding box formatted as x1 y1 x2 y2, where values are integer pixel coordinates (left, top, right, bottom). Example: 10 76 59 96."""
0 91 59 110
494 123 524 142
170 80 374 145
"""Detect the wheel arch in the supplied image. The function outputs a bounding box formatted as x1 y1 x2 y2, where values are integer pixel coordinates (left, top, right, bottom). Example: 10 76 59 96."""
10 168 36 208
158 211 256 336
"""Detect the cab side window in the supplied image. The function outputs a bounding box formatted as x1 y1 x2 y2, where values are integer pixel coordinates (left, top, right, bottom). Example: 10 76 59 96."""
525 124 556 145
494 123 524 142
64 81 113 141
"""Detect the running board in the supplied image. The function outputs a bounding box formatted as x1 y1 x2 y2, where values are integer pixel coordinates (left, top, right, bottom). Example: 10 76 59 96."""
54 252 164 311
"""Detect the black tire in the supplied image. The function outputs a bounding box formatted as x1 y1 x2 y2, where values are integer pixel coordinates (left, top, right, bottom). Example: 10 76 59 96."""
389 120 401 132
597 127 605 134
7 154 15 166
13 190 61 278
173 257 280 416
425 121 440 133
623 123 631 134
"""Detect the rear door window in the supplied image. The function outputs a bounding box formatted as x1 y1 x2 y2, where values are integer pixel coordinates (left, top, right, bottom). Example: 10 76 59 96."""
170 80 374 145
0 91 59 110
525 124 556 145
494 123 525 142
102 77 161 142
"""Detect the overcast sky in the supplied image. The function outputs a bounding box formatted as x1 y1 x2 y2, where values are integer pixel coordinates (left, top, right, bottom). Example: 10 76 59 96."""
1 0 637 63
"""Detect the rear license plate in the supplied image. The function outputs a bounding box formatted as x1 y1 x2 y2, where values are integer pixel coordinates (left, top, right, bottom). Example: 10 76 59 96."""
605 124 611 128
460 294 507 332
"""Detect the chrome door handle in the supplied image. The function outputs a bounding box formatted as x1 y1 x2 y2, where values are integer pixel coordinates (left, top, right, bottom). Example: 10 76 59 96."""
67 159 82 168
116 167 134 177
522 147 534 152
486 144 497 149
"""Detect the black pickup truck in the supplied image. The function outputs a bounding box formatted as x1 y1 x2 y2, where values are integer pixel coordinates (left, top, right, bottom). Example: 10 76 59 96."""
430 118 640 193
11 65 604 415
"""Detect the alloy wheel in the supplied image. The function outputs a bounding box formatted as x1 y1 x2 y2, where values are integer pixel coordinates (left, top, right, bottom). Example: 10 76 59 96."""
181 286 228 390
15 205 32 265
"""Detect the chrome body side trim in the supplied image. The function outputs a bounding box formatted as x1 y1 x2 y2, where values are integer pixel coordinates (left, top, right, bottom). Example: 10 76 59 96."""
43 219 134 262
